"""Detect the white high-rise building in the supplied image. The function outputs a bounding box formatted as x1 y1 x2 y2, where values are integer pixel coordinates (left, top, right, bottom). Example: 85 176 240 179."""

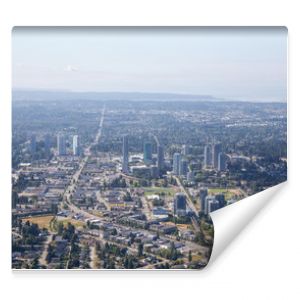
212 143 222 169
73 135 80 156
204 195 215 215
182 144 190 156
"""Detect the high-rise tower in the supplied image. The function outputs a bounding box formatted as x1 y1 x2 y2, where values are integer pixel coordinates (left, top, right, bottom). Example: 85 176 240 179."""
157 145 164 173
44 134 51 157
73 135 80 156
204 145 212 168
143 142 152 163
212 143 222 169
173 152 181 175
122 135 129 173
57 134 66 156
30 135 36 156
179 159 188 176
174 193 187 216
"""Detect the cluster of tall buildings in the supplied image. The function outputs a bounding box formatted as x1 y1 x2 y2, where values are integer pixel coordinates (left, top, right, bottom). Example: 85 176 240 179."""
172 144 190 177
204 142 228 171
29 134 51 158
199 187 226 214
57 134 81 156
122 135 165 175
173 153 189 176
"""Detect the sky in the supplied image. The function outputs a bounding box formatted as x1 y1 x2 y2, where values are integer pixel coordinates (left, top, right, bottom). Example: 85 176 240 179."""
12 27 287 102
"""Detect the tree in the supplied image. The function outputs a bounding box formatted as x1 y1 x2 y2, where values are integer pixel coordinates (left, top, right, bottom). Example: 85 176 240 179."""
95 241 101 253
128 258 134 269
188 250 192 262
57 222 64 235
170 242 177 260
12 190 19 209
162 178 168 187
51 204 58 215
138 243 144 257
124 257 129 268
18 219 23 233
123 191 132 202
46 244 55 263
31 257 39 269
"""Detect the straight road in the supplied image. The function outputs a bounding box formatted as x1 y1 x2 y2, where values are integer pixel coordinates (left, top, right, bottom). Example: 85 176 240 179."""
174 176 200 232
62 106 106 206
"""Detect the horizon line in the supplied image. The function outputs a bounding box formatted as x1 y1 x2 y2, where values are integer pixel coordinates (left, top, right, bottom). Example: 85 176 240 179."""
12 88 287 104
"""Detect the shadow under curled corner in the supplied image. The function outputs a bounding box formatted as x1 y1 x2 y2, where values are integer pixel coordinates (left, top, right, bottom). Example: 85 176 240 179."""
206 181 287 268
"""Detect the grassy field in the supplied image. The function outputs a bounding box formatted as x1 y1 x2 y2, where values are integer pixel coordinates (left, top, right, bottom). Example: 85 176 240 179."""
208 188 242 200
22 215 54 230
56 217 85 228
90 210 103 217
176 224 190 230
191 254 203 262
23 215 85 232
144 186 177 197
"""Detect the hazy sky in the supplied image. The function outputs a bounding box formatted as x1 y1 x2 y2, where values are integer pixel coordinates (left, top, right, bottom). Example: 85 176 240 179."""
12 27 287 102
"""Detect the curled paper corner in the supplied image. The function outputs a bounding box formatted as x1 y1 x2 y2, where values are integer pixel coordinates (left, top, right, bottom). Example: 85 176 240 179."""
207 181 287 266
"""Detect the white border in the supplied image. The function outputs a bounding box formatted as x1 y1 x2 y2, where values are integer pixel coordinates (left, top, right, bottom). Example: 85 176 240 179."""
0 1 299 299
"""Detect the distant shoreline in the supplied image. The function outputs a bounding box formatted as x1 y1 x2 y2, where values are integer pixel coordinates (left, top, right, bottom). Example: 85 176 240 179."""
12 89 286 104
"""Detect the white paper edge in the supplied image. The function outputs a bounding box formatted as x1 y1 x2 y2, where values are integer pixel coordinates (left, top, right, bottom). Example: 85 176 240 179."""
208 181 287 265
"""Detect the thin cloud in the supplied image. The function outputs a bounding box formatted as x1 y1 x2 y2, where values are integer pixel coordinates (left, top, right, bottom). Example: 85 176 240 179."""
64 65 79 72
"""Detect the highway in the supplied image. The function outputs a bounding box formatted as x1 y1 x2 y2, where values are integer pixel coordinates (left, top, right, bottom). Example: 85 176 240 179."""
62 105 105 206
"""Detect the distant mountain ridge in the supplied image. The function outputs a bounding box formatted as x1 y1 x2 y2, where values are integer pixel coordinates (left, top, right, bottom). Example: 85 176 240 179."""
12 89 223 102
12 89 286 103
